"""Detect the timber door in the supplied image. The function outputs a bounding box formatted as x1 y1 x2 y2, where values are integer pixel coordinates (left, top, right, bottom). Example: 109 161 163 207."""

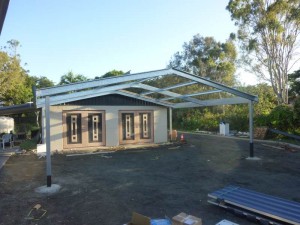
119 111 153 144
63 111 105 149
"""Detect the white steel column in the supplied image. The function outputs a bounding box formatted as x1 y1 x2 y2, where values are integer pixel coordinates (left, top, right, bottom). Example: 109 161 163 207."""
45 96 52 187
41 107 45 143
169 107 173 141
249 101 254 157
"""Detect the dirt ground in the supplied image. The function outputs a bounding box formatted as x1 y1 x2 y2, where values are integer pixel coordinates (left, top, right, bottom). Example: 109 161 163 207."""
0 133 300 225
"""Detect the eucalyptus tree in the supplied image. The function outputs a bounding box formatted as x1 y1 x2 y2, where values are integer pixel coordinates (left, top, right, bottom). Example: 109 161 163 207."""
169 34 237 86
227 0 300 104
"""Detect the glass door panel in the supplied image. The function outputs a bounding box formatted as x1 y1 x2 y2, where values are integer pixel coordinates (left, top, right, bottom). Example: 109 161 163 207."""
121 113 135 141
119 111 153 144
66 113 82 144
139 113 151 139
88 113 103 143
63 111 105 149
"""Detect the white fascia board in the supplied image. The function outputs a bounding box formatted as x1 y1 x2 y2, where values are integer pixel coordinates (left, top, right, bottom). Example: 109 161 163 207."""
171 68 258 102
36 82 135 107
138 83 206 106
161 89 222 101
172 97 250 108
36 68 173 97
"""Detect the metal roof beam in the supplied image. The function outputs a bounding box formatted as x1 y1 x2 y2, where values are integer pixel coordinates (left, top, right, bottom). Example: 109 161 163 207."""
36 82 173 108
161 89 222 101
116 90 173 107
37 82 135 107
36 68 173 97
141 81 197 96
37 91 114 108
171 68 258 102
172 97 250 108
138 83 205 106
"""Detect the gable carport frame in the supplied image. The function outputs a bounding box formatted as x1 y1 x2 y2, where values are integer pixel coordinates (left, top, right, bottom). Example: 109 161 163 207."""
35 68 258 187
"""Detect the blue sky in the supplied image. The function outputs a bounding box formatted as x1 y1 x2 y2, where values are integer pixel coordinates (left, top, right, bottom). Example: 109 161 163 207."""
1 0 258 84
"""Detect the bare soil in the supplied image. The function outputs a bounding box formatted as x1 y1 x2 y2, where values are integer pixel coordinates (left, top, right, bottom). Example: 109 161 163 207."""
0 133 300 225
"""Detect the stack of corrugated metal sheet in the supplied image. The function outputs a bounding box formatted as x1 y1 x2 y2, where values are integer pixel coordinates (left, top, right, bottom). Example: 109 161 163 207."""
208 186 300 225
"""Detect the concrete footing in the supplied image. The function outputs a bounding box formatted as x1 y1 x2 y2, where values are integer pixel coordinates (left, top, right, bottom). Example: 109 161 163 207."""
246 157 261 161
35 184 61 194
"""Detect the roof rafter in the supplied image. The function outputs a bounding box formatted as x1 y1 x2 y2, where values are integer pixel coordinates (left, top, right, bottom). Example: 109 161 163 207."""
141 81 198 96
137 83 205 106
35 68 258 109
161 89 222 101
173 97 250 108
172 68 258 102
36 68 173 97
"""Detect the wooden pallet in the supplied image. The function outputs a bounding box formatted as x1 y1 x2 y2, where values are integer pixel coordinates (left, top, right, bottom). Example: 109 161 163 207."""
208 186 300 225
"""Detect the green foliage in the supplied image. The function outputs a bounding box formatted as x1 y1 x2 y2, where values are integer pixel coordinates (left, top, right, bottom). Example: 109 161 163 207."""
268 105 294 131
238 83 277 115
293 97 300 127
101 70 124 78
20 139 37 151
0 41 32 105
59 71 88 85
289 69 300 99
173 108 221 132
173 83 278 132
227 0 300 104
29 76 55 88
169 34 237 86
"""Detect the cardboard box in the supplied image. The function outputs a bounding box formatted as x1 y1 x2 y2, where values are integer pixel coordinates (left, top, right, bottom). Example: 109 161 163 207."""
172 212 202 225
126 212 151 225
125 212 171 225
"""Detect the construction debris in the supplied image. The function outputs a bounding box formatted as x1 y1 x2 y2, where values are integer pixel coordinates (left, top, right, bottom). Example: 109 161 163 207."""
25 204 47 221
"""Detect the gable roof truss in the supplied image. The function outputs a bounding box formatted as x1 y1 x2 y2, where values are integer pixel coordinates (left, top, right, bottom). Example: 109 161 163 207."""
36 68 258 108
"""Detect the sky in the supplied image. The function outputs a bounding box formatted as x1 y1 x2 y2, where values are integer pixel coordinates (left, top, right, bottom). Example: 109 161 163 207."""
1 0 258 85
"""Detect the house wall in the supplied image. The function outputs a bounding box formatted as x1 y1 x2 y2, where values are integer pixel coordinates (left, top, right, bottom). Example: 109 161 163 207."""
43 105 167 151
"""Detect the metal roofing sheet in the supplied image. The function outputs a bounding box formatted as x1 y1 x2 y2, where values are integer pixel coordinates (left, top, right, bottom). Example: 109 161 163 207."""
208 186 300 224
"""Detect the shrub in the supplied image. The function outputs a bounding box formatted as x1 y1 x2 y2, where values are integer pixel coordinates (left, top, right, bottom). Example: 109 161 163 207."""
20 139 37 151
268 105 294 131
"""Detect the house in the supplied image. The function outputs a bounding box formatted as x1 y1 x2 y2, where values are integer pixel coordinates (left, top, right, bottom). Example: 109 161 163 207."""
42 94 168 150
34 68 258 153
0 68 258 155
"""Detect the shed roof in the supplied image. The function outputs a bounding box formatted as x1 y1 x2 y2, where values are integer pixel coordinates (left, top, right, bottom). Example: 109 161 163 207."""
35 68 258 109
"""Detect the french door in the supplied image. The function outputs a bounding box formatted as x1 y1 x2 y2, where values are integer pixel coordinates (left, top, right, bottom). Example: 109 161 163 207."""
63 111 105 149
119 111 153 144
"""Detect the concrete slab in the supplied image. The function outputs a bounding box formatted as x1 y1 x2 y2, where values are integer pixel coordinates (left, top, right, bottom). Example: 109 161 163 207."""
0 147 20 170
0 156 9 169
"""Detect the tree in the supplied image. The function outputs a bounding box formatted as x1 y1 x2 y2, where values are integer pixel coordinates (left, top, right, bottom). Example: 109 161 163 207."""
169 34 237 86
288 69 300 99
59 71 88 85
101 70 124 78
29 76 55 89
227 0 300 104
0 46 32 105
